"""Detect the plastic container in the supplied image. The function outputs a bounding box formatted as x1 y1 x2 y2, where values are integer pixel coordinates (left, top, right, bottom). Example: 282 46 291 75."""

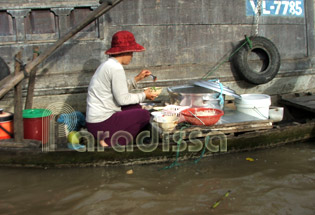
180 107 224 126
235 94 271 120
0 108 13 139
162 105 190 117
269 106 284 122
23 109 52 144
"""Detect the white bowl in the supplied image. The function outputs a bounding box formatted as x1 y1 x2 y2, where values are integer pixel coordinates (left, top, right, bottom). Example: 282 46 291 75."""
151 111 163 121
158 121 178 132
154 115 178 123
151 111 163 117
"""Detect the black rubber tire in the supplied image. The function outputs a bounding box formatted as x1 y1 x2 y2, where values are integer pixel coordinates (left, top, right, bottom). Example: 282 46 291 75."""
0 57 10 81
233 36 281 85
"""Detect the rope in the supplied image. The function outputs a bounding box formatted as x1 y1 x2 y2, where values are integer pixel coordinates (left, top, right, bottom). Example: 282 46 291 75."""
202 0 261 79
160 126 187 170
202 37 251 80
161 0 262 170
204 79 224 108
163 36 256 170
14 56 28 77
160 124 211 170
193 135 209 164
33 50 41 56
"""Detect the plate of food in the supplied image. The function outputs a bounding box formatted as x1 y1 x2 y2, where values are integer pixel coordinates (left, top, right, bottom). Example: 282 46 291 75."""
144 87 163 98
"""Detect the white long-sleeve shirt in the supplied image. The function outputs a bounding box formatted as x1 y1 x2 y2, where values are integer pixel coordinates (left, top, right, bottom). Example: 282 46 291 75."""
86 57 146 123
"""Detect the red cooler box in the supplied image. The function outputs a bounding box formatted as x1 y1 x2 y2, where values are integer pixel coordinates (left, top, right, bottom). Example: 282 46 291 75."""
23 109 52 144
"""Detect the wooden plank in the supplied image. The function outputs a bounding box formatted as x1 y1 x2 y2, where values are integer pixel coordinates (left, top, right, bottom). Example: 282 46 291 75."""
211 123 273 133
156 120 273 140
0 74 14 90
281 95 315 113
25 46 40 110
179 121 273 136
13 51 24 142
212 120 273 128
0 0 124 99
0 139 41 148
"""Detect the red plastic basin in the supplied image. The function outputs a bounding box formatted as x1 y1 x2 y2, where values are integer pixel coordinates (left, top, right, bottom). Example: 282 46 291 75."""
181 107 224 126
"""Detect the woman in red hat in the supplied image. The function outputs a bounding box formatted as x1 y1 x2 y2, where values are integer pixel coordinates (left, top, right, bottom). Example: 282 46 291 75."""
86 31 156 147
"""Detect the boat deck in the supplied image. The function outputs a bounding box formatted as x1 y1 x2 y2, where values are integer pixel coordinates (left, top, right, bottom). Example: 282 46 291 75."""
281 94 315 114
154 108 273 140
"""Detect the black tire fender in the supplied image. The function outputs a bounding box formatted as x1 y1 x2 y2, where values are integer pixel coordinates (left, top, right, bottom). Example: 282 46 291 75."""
233 36 281 85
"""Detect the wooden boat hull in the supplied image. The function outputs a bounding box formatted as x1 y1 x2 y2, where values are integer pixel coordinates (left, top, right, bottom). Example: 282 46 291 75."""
0 121 314 168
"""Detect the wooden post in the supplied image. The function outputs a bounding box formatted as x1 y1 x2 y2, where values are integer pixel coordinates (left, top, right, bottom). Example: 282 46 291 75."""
14 51 24 142
25 46 39 110
0 0 124 99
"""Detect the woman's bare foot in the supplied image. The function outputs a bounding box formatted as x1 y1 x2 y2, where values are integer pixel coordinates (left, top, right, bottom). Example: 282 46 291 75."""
100 139 109 147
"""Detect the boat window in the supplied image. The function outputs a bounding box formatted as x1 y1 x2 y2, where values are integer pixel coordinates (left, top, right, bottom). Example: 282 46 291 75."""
70 8 96 32
25 9 57 34
0 11 14 36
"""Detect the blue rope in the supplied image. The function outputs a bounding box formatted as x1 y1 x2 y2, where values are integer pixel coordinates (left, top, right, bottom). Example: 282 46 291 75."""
160 79 226 170
207 79 224 109
160 127 186 170
193 135 209 164
160 126 211 170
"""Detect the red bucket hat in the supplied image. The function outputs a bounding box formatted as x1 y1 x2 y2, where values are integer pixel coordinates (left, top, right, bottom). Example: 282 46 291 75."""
105 31 145 55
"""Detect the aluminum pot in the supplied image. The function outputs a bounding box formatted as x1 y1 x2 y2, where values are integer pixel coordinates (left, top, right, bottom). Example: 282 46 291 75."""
167 85 223 109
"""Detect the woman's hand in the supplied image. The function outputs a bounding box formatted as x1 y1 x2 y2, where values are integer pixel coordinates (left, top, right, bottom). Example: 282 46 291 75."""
135 70 152 82
144 88 157 100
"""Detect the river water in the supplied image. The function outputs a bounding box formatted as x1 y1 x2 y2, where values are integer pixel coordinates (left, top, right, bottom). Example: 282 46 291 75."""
0 142 315 215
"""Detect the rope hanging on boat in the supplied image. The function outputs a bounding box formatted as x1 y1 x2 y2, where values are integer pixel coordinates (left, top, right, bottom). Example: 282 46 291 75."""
207 79 224 108
161 0 264 170
202 0 262 80
14 56 28 78
160 124 210 170
160 126 187 170
202 37 251 79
